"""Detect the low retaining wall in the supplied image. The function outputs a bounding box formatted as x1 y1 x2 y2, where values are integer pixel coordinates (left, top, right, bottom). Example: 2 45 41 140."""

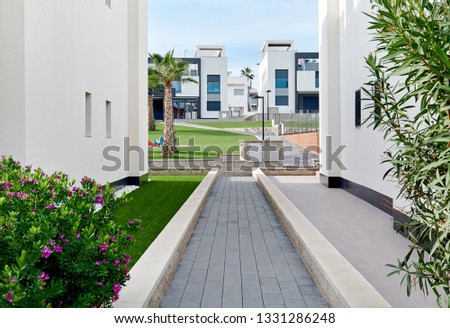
113 169 219 308
253 169 391 308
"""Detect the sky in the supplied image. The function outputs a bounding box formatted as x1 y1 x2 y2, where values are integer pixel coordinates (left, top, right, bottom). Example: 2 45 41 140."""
148 0 318 83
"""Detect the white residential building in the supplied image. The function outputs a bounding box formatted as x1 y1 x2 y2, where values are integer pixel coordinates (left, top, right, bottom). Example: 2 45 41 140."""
258 41 319 115
319 0 404 223
149 45 229 120
226 74 250 117
0 0 149 186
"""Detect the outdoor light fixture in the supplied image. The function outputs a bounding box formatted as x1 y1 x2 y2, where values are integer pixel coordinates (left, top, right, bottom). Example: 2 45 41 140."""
266 89 271 121
252 95 265 140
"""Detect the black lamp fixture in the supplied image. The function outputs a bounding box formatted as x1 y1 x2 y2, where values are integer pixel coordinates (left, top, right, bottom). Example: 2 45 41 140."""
266 89 271 121
252 95 265 140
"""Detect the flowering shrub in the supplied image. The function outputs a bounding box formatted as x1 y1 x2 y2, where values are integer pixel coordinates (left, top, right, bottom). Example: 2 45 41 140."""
0 156 141 307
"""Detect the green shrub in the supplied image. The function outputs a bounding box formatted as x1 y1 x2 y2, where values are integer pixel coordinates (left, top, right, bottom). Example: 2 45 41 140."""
0 156 141 307
364 0 450 306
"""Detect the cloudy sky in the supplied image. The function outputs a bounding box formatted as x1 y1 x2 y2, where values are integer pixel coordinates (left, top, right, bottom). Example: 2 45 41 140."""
148 0 318 80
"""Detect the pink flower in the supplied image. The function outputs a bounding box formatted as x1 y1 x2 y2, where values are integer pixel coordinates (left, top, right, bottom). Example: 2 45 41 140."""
4 291 13 303
128 220 135 225
114 259 120 267
94 194 104 205
75 233 81 239
41 246 53 259
98 282 104 287
110 236 116 243
9 277 16 283
128 235 133 241
53 245 63 253
49 240 56 246
123 254 131 264
38 272 50 281
95 260 100 266
99 243 109 252
45 204 57 210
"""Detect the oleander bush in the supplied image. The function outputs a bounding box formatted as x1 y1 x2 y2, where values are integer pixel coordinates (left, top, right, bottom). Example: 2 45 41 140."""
364 0 450 307
0 156 141 307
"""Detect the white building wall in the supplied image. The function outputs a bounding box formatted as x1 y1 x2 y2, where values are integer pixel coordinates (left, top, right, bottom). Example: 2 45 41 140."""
200 57 228 119
320 0 399 201
259 44 296 114
227 76 249 116
179 76 200 97
297 71 318 93
0 0 148 185
0 0 26 161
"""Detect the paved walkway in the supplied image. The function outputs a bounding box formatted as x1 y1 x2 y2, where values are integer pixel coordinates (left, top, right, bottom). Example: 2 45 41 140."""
159 176 328 308
270 175 437 308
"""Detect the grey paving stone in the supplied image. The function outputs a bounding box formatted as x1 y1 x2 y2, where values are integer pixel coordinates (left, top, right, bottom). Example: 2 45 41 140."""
243 298 264 308
303 294 328 308
201 298 222 308
159 177 326 308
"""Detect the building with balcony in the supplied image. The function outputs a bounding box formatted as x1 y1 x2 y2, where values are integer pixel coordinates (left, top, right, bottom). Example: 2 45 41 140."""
149 45 229 120
258 41 319 114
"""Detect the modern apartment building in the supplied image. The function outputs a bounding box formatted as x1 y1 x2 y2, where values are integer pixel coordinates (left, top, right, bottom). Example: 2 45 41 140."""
149 45 230 120
258 41 319 114
0 0 149 186
319 0 406 223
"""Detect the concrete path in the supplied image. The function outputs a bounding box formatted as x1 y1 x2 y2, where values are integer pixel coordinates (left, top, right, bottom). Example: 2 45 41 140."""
159 176 328 308
269 175 437 308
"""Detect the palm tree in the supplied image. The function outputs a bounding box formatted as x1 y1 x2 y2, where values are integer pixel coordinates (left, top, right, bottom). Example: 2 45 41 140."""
149 50 197 157
147 67 163 131
241 67 255 89
241 67 255 113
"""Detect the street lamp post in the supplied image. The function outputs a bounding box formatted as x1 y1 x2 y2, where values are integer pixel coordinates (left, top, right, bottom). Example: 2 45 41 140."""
252 95 264 140
266 90 271 121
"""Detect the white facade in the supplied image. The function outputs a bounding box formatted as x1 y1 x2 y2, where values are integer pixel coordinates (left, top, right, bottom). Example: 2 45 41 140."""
259 41 297 114
227 75 249 117
0 0 148 185
319 0 399 205
258 41 319 114
196 46 229 119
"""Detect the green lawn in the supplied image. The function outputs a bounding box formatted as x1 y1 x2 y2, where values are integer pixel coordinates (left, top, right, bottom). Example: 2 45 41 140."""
191 121 273 129
114 175 204 267
148 123 257 160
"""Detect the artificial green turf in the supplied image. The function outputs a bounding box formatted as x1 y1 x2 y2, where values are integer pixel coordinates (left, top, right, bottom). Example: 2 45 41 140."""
148 123 257 160
191 121 273 129
114 175 204 267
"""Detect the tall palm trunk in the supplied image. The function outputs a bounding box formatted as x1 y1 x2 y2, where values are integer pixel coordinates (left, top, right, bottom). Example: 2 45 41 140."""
148 94 155 131
162 81 176 157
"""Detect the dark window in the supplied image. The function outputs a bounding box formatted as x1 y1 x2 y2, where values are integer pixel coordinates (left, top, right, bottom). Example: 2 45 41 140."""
315 71 319 88
275 70 289 88
207 75 220 94
207 101 221 111
374 81 381 125
355 89 361 127
275 96 289 106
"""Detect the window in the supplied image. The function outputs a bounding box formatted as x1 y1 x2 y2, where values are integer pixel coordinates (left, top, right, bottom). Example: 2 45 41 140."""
85 92 92 137
355 89 361 127
374 81 381 125
315 71 319 88
275 69 289 88
207 75 220 94
105 0 111 8
172 80 181 93
207 101 221 111
234 89 244 96
275 96 289 106
106 101 111 138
